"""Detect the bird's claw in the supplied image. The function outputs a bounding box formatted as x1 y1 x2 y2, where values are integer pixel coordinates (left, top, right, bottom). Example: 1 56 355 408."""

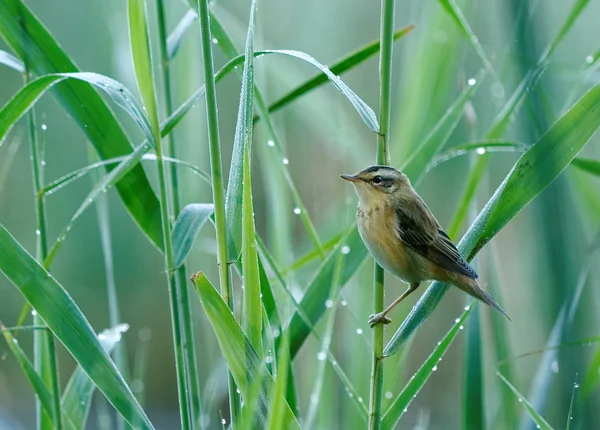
368 313 392 327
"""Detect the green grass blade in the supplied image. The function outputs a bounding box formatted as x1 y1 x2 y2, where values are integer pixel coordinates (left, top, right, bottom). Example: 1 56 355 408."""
0 48 23 72
0 224 154 429
172 204 215 268
463 305 484 430
225 0 257 262
167 9 197 59
384 84 600 357
62 324 129 430
265 25 415 117
381 305 474 430
0 324 55 426
191 273 301 429
266 335 289 430
42 154 210 197
401 70 485 184
287 226 367 358
426 140 528 173
0 0 163 249
571 157 600 176
496 372 554 430
45 141 151 267
0 73 155 149
438 0 495 74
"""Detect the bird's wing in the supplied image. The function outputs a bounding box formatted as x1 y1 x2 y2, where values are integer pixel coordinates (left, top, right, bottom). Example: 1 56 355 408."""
396 197 478 279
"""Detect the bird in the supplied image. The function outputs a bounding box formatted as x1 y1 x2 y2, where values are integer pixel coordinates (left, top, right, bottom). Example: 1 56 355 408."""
341 165 509 327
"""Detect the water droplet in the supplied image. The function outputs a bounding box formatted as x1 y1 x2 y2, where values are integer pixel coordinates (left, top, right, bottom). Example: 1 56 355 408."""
12 338 18 345
385 391 393 399
574 383 579 388
455 318 460 323
348 392 354 398
536 425 541 429
265 356 273 364
282 158 289 165
35 229 40 236
317 352 326 361
356 328 363 335
341 245 351 254
325 300 333 308
267 140 275 147
272 329 280 338
464 305 470 310
468 78 477 86
358 397 363 403
476 147 486 155
41 124 47 131
459 325 464 330
293 207 301 215
403 407 408 413
586 55 594 64
40 160 46 166
518 398 523 403
212 38 219 44
432 365 437 371
31 310 37 316
236 388 241 394
221 419 226 425
341 300 347 306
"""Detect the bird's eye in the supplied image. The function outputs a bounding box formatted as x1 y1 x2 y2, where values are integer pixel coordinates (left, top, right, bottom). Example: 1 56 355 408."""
373 175 383 184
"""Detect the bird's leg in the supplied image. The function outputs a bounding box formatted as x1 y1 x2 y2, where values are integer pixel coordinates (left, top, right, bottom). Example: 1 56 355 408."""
368 282 420 327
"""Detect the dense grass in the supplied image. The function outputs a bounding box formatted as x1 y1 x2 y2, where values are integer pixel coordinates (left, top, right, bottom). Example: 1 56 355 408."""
1 0 600 429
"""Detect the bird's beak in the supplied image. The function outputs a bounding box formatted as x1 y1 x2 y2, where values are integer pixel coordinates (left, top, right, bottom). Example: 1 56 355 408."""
340 174 361 183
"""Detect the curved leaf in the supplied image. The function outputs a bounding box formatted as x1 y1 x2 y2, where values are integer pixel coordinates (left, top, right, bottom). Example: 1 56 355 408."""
191 273 301 429
497 372 554 430
0 223 154 429
172 204 215 268
0 0 163 249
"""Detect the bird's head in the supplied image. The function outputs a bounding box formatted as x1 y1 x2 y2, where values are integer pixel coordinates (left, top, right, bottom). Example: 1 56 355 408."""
341 165 412 206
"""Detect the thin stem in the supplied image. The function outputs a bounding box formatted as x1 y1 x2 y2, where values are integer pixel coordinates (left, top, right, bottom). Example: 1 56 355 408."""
25 72 62 430
88 147 129 430
196 0 239 425
156 1 203 428
369 0 395 429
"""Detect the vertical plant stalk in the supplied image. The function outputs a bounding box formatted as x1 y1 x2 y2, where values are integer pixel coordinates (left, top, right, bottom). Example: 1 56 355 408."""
25 72 62 430
156 1 203 427
369 0 394 429
88 147 129 430
127 0 191 428
196 0 239 424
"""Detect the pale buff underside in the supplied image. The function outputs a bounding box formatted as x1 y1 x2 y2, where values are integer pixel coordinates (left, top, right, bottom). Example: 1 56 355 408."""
357 202 472 289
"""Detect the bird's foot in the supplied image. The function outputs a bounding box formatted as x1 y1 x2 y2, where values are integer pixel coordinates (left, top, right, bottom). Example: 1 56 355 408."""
368 313 392 328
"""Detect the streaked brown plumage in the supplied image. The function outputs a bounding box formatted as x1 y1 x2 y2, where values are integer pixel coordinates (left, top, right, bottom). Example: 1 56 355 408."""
341 165 509 327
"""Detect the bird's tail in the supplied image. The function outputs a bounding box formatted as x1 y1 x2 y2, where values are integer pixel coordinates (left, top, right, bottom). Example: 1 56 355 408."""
457 278 511 320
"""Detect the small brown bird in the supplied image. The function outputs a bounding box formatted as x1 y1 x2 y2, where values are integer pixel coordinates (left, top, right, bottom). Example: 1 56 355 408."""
341 165 509 327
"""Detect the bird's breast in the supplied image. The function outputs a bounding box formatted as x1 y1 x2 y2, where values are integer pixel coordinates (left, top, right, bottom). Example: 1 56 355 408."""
357 205 424 284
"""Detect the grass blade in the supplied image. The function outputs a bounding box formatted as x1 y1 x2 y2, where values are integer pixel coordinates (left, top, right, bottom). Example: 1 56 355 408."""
496 372 554 430
172 204 215 268
0 48 23 72
191 273 301 429
0 0 163 248
265 25 415 117
571 157 600 176
438 0 495 74
0 223 154 429
384 84 600 357
167 9 197 59
287 226 367 358
381 305 474 429
266 335 290 430
401 70 485 184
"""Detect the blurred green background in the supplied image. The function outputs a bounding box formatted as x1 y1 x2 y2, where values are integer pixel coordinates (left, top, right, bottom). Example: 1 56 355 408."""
2 0 600 428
